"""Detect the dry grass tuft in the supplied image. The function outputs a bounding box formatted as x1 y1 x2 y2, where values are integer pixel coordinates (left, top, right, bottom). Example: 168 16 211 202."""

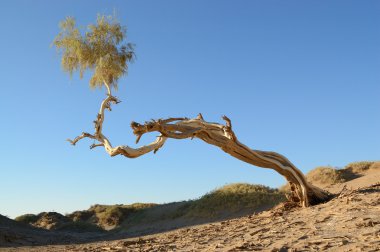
185 183 285 218
306 166 349 185
369 162 380 170
14 212 102 232
344 161 376 174
88 203 157 228
279 161 379 191
14 214 39 224
279 166 348 192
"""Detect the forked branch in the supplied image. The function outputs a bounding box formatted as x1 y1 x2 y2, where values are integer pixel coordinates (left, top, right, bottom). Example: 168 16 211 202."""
67 83 167 158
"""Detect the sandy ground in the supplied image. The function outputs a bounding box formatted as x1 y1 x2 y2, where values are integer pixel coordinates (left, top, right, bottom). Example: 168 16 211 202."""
1 170 379 252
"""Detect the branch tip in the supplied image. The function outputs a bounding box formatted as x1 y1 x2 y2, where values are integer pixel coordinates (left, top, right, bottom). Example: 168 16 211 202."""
222 115 232 128
67 139 75 145
135 134 142 144
90 143 104 149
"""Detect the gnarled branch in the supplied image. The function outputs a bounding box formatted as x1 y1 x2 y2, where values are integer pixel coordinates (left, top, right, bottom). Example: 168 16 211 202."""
68 86 332 207
68 82 167 158
129 115 332 206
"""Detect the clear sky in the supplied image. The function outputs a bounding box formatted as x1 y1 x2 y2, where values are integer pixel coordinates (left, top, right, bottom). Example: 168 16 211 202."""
0 0 379 218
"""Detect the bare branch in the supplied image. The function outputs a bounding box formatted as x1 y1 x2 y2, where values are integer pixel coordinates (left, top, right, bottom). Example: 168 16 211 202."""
135 134 143 144
104 136 167 158
67 132 96 145
68 85 331 207
197 113 204 120
90 143 104 149
222 115 237 141
127 115 332 207
58 15 332 208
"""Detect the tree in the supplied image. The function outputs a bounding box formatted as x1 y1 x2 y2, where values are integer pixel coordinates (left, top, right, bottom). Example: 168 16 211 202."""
54 15 332 207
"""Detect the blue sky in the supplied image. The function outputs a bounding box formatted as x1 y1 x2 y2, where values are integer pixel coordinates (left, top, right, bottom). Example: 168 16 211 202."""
0 0 379 218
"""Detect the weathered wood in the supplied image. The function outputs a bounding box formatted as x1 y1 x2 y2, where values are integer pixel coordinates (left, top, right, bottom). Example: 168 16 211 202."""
130 116 332 206
68 87 332 207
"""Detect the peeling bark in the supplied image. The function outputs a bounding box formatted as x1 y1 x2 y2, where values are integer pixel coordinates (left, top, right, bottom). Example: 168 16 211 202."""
68 86 332 207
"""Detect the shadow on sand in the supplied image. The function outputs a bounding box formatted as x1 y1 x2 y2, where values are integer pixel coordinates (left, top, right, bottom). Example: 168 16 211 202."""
0 206 270 248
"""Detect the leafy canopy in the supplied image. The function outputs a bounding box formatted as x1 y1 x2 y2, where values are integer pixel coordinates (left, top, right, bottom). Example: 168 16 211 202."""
53 15 134 90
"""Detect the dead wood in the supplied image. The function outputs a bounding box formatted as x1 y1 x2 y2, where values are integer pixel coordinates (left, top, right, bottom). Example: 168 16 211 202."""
68 86 332 207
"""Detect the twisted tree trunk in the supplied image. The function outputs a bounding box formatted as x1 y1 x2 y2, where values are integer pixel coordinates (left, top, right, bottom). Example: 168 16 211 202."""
69 84 332 207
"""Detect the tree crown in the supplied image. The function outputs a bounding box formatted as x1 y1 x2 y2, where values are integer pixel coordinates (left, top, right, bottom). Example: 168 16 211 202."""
53 15 134 90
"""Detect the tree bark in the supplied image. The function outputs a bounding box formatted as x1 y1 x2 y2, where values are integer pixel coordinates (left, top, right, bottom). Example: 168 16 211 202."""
68 89 332 207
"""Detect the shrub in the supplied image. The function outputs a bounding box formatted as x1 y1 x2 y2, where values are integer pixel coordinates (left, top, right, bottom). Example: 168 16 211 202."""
345 161 375 174
33 212 71 230
98 206 126 226
186 183 285 218
306 166 348 185
67 210 94 222
14 214 39 224
90 203 157 227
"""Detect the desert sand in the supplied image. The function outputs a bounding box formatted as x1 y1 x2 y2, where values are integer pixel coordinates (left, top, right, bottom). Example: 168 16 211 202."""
1 169 379 252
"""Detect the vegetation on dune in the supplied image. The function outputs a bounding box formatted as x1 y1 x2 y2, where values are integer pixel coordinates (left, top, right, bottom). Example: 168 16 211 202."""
67 210 94 222
184 183 285 218
14 204 157 232
88 203 157 228
344 161 376 174
14 184 285 230
14 214 39 224
280 161 379 192
306 166 353 185
15 212 73 231
309 161 379 185
14 161 378 232
369 162 380 170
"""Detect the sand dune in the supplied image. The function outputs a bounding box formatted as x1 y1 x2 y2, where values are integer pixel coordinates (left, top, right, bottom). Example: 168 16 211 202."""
1 167 379 251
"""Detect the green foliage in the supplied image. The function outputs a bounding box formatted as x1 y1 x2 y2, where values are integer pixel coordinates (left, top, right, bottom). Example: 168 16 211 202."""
53 14 134 90
185 183 285 218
